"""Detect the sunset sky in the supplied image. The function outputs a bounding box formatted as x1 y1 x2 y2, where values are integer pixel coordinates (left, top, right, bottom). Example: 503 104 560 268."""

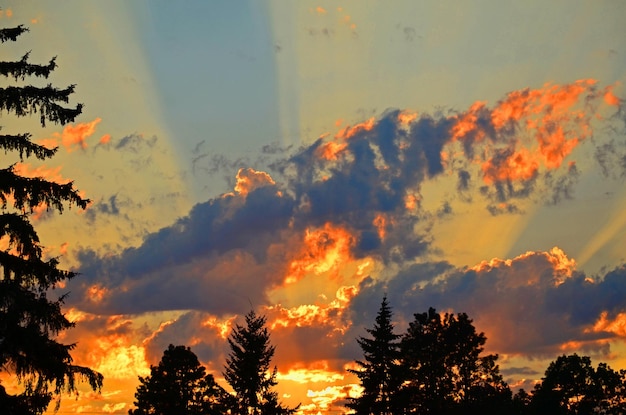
2 1 626 414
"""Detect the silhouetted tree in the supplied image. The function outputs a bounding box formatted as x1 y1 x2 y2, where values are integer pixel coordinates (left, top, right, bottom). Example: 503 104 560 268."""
512 388 532 415
0 21 102 414
400 307 510 414
224 310 298 415
593 362 626 413
347 296 406 415
530 354 626 415
129 344 230 415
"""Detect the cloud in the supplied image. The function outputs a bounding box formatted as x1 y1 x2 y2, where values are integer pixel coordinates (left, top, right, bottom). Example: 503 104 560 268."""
59 310 151 381
68 81 623 363
13 162 69 184
352 248 626 357
38 118 108 152
231 167 276 196
141 310 233 368
0 8 13 19
595 139 626 178
84 194 130 225
500 366 540 377
71 183 298 314
114 133 157 153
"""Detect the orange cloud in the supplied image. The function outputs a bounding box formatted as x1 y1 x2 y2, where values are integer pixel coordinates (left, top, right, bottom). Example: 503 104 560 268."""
481 148 540 184
13 162 70 184
590 312 626 337
60 314 150 382
336 285 358 303
450 80 619 185
490 80 595 130
305 384 362 413
544 246 577 279
267 303 341 331
398 110 418 126
87 284 109 303
557 339 610 353
265 285 358 348
92 336 149 379
201 314 237 340
470 246 576 288
334 117 375 140
603 84 621 106
102 403 126 413
277 362 344 384
38 118 105 152
451 101 487 141
315 117 376 161
99 134 111 145
284 223 355 285
316 140 348 161
233 167 276 196
372 213 388 240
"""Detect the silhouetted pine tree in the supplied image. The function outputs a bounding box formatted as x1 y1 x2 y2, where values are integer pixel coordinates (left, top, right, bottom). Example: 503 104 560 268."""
224 310 298 415
347 296 406 415
0 22 102 414
129 345 231 415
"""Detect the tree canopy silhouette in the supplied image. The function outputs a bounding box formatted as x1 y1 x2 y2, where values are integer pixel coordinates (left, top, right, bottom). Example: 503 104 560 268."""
347 296 405 415
224 310 298 415
529 353 626 415
348 302 512 414
400 307 510 414
0 21 102 415
129 344 231 415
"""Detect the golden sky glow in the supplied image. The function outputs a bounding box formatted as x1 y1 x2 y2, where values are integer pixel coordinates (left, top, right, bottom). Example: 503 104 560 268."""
2 1 626 414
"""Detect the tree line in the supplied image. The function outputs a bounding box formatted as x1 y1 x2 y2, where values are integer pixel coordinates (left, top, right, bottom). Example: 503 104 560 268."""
347 297 626 415
129 311 297 415
125 297 626 415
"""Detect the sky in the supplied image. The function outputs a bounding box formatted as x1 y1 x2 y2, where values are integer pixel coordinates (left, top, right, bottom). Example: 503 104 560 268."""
1 1 626 414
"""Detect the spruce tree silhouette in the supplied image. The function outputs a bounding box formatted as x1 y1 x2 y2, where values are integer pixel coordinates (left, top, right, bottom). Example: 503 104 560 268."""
224 310 298 415
347 296 406 415
0 21 102 414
